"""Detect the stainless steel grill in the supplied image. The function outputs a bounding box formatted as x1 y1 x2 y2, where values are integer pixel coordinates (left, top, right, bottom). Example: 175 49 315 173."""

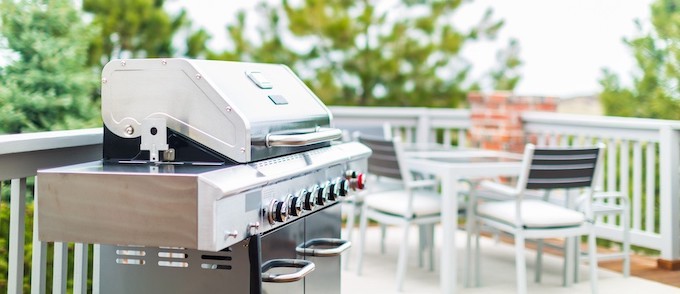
37 58 370 294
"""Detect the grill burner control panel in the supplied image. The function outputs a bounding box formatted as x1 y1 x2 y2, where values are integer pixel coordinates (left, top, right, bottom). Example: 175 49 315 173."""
211 163 366 252
265 169 364 226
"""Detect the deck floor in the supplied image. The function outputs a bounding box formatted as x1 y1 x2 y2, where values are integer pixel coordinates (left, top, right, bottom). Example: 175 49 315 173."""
341 225 680 293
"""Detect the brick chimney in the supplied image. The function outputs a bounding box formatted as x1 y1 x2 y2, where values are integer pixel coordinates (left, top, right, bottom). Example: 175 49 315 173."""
467 92 557 153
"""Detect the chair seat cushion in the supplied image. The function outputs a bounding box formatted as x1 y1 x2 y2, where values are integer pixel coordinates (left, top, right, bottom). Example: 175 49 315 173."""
473 187 545 202
476 199 585 228
365 189 445 218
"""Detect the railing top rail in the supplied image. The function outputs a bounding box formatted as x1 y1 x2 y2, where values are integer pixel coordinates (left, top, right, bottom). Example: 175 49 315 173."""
330 106 469 118
0 128 103 156
522 111 680 131
330 106 471 129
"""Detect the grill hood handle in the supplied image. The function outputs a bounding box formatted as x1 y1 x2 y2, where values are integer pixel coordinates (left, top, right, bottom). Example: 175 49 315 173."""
261 259 315 283
295 238 351 257
265 128 342 147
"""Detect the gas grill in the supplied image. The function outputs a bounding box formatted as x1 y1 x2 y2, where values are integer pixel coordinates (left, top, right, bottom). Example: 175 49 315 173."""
37 58 370 293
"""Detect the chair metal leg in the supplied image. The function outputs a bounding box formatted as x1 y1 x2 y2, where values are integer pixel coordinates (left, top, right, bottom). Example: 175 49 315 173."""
515 234 528 294
357 206 369 276
418 225 425 268
622 201 631 277
534 239 543 283
424 224 435 272
563 237 575 287
474 220 481 287
380 224 387 254
396 224 411 291
343 200 357 270
574 237 581 283
588 231 599 293
465 215 474 287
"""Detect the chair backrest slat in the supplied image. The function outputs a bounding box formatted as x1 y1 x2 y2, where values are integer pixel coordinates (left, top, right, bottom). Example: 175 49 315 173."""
358 135 402 180
526 146 601 190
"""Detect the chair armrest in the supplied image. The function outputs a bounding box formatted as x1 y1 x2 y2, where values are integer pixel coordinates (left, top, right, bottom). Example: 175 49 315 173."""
575 190 629 211
478 180 519 197
405 179 438 189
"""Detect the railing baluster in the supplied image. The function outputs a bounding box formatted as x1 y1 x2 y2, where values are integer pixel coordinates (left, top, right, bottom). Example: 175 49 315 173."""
606 138 617 225
620 140 630 226
633 141 642 230
74 243 89 294
596 138 605 190
405 127 414 143
457 129 467 148
646 142 657 233
53 242 69 294
537 132 547 146
549 132 559 146
31 177 47 294
443 128 452 147
8 178 27 294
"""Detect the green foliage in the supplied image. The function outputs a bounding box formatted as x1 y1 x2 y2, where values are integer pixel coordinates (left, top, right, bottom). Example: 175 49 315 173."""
599 0 680 119
83 0 189 65
206 0 521 107
0 0 100 134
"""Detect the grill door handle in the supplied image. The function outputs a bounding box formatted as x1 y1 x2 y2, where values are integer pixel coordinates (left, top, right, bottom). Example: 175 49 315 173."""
261 259 315 283
266 128 342 147
295 238 352 257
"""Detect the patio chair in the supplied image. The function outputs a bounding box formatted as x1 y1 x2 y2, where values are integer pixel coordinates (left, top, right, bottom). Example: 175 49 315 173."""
338 124 402 270
468 143 604 294
355 135 441 291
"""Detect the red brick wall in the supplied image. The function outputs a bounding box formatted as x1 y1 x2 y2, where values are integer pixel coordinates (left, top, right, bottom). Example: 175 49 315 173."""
467 92 557 153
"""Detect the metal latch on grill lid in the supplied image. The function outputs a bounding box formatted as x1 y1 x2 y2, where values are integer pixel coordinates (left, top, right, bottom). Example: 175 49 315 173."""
140 118 169 162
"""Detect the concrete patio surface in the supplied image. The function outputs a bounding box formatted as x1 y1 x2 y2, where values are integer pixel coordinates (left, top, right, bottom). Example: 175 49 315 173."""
341 225 679 293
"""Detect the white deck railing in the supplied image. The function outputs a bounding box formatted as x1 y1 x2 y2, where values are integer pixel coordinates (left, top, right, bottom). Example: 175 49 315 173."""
330 106 680 261
521 111 680 261
2 107 680 293
0 129 102 293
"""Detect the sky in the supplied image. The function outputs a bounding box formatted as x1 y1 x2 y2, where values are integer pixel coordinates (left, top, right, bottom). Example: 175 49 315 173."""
164 1 653 97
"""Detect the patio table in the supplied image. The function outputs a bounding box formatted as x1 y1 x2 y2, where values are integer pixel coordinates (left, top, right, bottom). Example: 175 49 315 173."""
402 145 523 293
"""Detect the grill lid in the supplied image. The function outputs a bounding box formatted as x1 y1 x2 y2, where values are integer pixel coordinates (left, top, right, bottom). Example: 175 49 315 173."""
101 58 339 163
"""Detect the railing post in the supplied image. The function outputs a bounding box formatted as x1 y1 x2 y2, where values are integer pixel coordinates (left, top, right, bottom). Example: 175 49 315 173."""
416 110 430 145
8 178 27 294
658 125 680 269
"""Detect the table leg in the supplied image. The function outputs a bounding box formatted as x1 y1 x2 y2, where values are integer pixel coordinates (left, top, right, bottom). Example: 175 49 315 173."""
440 174 460 293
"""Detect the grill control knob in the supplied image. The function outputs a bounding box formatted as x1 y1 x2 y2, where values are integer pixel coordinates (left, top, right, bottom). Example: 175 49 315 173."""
316 181 330 206
268 197 289 224
302 187 316 211
327 180 339 201
338 178 350 196
288 193 303 217
356 173 366 190
345 170 357 179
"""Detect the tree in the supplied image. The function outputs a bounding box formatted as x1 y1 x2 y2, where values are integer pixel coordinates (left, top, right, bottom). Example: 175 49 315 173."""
599 0 680 119
208 0 520 107
0 0 100 134
83 0 194 66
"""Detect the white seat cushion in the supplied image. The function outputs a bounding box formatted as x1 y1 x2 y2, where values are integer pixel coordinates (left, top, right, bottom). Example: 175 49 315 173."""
477 199 585 228
473 188 545 202
365 189 443 218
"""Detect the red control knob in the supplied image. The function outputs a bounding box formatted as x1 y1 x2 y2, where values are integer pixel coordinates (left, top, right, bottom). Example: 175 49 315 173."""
356 173 366 190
